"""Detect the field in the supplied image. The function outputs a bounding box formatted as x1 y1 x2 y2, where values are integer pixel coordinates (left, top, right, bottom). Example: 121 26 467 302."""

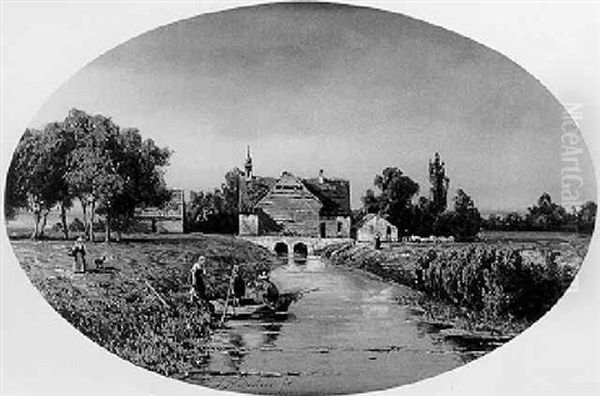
8 233 279 377
6 222 593 378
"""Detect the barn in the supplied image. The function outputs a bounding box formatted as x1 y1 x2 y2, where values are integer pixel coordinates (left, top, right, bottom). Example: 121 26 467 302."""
238 148 351 238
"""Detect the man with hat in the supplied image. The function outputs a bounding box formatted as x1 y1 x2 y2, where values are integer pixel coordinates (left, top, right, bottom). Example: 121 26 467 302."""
258 270 279 307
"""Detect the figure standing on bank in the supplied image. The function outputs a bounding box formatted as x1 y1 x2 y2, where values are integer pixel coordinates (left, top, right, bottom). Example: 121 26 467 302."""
69 236 87 273
190 255 208 303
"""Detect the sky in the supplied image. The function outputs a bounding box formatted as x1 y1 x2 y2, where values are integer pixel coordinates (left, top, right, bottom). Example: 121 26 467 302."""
29 2 596 213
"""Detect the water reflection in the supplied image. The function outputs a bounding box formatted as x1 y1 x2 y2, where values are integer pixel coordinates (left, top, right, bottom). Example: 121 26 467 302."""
193 258 497 394
210 320 285 373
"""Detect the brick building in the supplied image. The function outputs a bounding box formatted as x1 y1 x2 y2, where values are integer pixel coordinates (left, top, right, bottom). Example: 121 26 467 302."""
238 148 351 238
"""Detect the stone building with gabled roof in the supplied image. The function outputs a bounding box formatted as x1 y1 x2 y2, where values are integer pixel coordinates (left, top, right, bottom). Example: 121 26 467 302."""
238 148 351 238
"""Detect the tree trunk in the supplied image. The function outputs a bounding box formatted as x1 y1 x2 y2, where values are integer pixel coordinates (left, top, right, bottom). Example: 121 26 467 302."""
105 213 111 243
60 202 69 240
39 209 49 237
89 200 96 242
31 209 41 240
81 199 88 239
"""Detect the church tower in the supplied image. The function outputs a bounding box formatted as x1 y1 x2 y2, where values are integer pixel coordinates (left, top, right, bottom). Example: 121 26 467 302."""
245 145 253 180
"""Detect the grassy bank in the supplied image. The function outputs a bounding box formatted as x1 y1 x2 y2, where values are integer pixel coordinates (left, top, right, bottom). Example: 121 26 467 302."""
320 233 587 336
9 234 279 377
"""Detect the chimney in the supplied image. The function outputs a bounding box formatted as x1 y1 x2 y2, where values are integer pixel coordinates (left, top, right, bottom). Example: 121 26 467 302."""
318 169 324 184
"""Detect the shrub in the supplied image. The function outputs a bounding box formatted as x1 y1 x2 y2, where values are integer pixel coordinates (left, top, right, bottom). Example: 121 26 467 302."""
69 218 85 232
415 246 575 321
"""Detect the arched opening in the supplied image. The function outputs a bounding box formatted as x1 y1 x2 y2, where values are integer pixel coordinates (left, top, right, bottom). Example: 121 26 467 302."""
274 242 288 258
386 226 392 241
293 242 308 261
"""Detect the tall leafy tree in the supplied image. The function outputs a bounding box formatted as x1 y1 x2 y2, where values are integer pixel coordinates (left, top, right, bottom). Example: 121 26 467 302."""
362 167 419 234
64 109 123 241
361 189 380 214
43 122 76 239
97 128 171 241
222 168 242 212
428 152 450 215
6 127 74 239
452 189 482 240
526 193 567 231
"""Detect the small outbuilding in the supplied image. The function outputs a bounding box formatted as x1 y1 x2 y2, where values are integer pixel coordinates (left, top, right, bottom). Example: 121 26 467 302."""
356 214 398 243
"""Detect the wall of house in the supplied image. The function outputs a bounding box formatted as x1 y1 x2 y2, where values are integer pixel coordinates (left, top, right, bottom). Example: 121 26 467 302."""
134 189 185 234
320 216 351 238
357 217 398 242
133 218 184 234
238 214 259 236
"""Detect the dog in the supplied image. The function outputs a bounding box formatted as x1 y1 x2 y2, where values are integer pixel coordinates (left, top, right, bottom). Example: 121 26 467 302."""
94 255 107 270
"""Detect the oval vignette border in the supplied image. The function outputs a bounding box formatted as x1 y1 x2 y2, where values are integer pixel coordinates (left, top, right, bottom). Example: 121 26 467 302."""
2 2 598 392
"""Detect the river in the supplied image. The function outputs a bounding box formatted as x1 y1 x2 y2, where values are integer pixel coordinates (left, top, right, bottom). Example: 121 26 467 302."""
190 257 486 395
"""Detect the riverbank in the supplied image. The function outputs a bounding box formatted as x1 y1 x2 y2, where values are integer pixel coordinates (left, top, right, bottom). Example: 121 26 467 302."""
319 234 586 340
9 234 280 377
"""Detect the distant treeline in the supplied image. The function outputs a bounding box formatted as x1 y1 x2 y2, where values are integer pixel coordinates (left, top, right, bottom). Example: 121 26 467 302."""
5 109 172 241
482 194 596 234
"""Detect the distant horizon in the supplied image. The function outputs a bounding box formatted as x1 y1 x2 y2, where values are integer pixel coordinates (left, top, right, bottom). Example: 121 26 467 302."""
26 3 596 212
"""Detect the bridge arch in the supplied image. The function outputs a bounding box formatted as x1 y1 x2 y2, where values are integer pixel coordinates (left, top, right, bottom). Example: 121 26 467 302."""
293 242 308 259
274 242 289 258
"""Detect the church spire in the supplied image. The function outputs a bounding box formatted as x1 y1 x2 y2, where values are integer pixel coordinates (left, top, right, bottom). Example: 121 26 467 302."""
245 145 253 180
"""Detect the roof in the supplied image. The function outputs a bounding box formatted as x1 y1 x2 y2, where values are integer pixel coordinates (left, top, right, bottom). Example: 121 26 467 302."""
355 213 395 229
239 173 351 217
303 177 351 216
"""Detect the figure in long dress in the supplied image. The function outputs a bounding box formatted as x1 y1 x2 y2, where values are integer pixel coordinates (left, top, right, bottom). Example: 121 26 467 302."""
69 236 87 273
190 256 208 303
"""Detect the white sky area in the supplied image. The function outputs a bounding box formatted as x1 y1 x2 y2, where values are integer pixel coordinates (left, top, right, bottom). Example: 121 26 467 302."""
29 3 596 212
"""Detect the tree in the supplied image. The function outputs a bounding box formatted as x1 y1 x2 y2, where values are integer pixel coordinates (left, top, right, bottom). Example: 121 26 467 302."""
64 109 124 241
526 193 567 231
42 122 76 239
186 189 233 233
412 197 437 236
5 127 74 239
577 201 597 234
450 189 482 241
361 189 380 214
429 152 449 215
220 168 243 233
4 133 31 221
362 167 419 233
96 128 171 241
5 109 171 241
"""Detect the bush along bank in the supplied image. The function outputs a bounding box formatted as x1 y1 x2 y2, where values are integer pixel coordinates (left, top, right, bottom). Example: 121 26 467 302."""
320 243 577 336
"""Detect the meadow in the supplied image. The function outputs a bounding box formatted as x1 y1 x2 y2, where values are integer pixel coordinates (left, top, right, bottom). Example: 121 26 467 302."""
8 233 279 377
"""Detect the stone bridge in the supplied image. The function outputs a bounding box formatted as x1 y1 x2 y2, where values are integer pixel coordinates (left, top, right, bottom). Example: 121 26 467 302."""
239 235 354 259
